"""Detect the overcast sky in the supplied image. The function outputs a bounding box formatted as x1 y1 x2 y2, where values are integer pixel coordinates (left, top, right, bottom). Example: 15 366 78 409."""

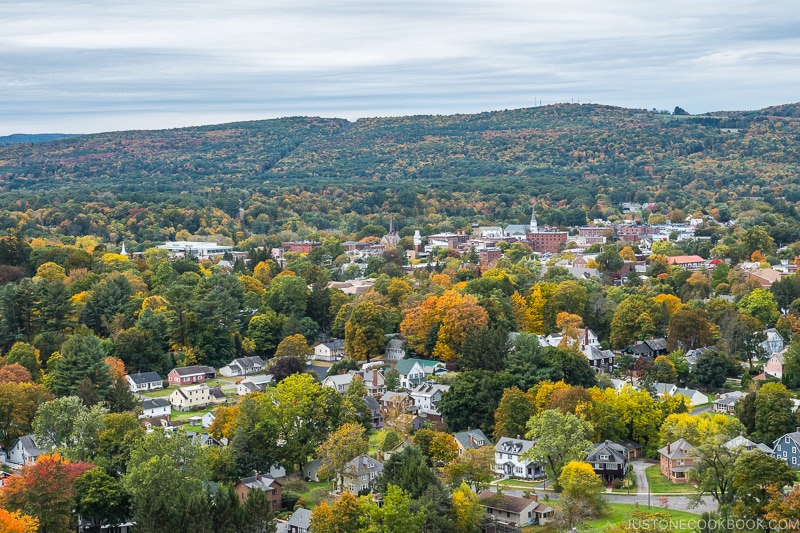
1 0 799 135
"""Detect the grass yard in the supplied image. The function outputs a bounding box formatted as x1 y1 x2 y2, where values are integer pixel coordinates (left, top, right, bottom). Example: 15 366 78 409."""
521 503 700 533
299 481 331 509
171 406 214 421
141 388 172 398
495 478 548 489
645 465 697 494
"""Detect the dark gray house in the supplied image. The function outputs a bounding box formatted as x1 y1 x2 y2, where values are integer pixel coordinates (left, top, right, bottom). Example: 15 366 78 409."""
624 338 667 358
587 440 628 484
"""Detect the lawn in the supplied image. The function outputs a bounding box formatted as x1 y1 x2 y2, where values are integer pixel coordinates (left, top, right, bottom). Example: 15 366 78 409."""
495 478 547 489
521 503 701 533
298 481 331 509
171 406 214 421
140 388 172 398
645 466 697 494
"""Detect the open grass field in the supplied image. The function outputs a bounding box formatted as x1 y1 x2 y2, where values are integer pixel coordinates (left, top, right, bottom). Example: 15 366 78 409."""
645 466 698 494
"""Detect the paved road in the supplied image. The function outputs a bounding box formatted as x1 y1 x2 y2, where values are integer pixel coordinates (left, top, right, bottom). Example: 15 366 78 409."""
691 404 713 416
631 461 651 494
501 488 717 515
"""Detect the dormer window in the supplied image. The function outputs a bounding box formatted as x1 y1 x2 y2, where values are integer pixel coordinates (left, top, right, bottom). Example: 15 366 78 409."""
599 454 609 460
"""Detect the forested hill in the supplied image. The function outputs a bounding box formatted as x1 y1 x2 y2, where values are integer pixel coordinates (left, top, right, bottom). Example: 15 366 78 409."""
0 133 79 145
1 102 800 209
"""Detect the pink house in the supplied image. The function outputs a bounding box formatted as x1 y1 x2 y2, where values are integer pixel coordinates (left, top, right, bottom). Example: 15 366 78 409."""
764 352 784 380
168 365 216 386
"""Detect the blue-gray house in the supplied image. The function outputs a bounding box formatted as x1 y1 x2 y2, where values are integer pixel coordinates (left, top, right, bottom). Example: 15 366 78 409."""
773 429 800 469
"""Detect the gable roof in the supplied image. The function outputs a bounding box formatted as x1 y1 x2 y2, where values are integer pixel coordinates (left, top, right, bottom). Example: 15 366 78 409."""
478 491 537 514
224 356 264 371
344 455 383 477
495 436 534 456
287 508 312 529
16 435 43 456
658 438 697 459
646 338 668 351
674 388 703 399
588 440 627 463
774 431 800 447
209 387 226 399
305 364 330 380
364 395 380 411
411 382 449 397
584 345 615 361
142 398 171 410
667 255 705 265
238 475 280 491
171 365 214 377
454 428 491 450
318 339 345 350
395 358 442 375
127 372 163 385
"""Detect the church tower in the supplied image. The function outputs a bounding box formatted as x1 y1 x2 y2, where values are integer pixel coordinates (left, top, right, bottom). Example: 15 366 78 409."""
529 204 538 233
120 241 127 256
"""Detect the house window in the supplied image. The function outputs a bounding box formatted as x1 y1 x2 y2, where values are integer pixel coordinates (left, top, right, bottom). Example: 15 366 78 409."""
599 454 609 461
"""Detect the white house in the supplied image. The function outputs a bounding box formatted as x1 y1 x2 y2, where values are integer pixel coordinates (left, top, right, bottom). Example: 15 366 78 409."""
394 358 446 390
314 339 345 361
7 435 43 466
410 382 450 418
170 384 212 412
322 373 354 393
202 411 216 429
139 398 172 419
237 374 274 396
493 437 544 480
125 372 164 392
673 388 707 407
384 338 406 361
219 356 265 377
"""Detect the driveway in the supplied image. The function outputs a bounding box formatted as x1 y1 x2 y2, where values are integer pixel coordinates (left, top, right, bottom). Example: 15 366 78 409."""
631 460 650 496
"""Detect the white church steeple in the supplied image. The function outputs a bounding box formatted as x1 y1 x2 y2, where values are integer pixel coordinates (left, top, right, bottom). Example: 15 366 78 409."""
529 204 538 233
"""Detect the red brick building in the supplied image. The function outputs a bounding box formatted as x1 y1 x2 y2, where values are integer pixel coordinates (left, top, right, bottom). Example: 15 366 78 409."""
282 241 322 254
527 232 568 253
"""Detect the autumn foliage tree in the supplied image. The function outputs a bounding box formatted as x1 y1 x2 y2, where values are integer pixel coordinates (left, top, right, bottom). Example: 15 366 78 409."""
0 454 94 533
400 289 489 362
0 509 38 533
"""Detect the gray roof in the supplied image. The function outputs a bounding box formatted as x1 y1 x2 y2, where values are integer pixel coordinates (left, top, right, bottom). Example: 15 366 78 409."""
16 435 43 456
658 438 697 459
142 398 171 410
495 436 534 456
587 440 627 463
306 364 329 380
127 372 163 385
675 388 702 399
647 338 668 351
344 455 383 477
453 429 491 450
287 508 312 529
239 475 280 491
585 346 615 361
364 395 380 411
171 365 214 377
320 339 345 350
224 356 264 371
655 383 676 395
774 431 800 448
209 386 226 399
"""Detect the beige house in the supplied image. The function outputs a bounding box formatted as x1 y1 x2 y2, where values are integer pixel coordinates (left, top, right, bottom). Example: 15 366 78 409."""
478 491 554 527
170 384 212 412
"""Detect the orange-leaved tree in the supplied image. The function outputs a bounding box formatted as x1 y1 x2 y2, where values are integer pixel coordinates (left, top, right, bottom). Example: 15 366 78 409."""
0 454 94 533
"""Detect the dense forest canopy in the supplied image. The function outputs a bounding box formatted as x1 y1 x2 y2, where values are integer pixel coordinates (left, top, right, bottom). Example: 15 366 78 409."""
0 102 799 251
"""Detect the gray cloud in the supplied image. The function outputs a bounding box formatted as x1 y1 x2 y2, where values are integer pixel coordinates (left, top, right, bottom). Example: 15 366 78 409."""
0 0 798 134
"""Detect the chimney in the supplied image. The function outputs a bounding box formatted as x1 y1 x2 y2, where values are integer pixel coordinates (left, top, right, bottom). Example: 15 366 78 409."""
585 328 589 347
373 369 379 385
529 493 538 502
667 443 671 454
516 435 521 440
468 426 471 431
796 426 800 433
